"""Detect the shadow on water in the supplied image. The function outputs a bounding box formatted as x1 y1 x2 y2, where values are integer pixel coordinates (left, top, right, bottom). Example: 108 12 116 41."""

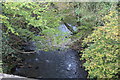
12 49 88 79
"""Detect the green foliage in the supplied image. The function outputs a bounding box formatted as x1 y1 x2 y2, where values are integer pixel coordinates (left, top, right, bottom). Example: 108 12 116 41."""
1 2 68 73
73 2 115 39
0 30 2 73
81 10 119 78
2 32 16 73
1 2 64 50
1 2 119 77
71 2 118 52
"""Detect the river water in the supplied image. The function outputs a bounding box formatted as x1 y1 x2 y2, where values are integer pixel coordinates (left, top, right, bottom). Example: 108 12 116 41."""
12 49 87 78
11 24 87 79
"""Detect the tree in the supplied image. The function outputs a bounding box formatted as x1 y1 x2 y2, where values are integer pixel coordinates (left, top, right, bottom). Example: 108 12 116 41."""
81 9 119 78
1 2 66 51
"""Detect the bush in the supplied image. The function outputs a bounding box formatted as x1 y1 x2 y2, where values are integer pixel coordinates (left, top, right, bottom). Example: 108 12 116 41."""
81 10 119 78
1 32 16 73
71 2 115 52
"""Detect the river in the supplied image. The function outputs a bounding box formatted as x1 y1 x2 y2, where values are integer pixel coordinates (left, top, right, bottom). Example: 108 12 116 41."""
11 24 87 79
12 49 87 78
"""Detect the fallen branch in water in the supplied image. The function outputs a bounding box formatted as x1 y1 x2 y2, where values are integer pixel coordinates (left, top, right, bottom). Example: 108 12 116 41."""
11 46 36 54
5 40 36 54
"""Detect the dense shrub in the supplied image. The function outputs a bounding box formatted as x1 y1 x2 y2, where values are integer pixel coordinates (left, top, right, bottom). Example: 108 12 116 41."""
0 30 2 73
71 2 115 52
81 10 119 78
2 32 17 73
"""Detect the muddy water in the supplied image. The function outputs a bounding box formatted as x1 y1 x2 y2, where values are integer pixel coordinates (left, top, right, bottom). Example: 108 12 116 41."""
12 49 87 79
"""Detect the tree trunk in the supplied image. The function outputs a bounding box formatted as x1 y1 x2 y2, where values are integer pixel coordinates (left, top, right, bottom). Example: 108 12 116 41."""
62 21 74 33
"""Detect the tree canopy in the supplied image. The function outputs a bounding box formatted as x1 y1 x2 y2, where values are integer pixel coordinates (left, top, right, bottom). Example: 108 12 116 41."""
0 2 119 79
